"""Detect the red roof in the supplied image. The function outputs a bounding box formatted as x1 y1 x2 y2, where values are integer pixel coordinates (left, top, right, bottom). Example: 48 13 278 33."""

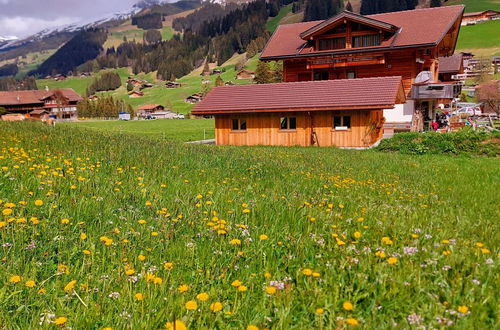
0 89 82 106
439 54 463 74
138 104 163 110
192 76 405 115
261 5 464 59
463 10 500 17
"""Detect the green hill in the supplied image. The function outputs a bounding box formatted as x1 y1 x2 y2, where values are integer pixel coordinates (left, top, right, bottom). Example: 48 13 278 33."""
36 54 260 114
456 19 500 57
445 0 500 12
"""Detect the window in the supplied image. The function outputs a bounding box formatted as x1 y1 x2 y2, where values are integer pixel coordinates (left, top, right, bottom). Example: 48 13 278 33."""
352 34 381 48
318 37 346 51
314 71 329 81
280 117 297 130
333 115 351 130
347 71 356 79
232 118 247 131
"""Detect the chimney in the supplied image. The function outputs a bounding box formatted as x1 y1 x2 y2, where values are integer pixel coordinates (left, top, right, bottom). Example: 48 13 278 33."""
16 95 20 102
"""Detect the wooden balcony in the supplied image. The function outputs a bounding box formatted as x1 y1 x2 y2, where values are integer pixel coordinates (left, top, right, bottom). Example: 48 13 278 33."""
411 82 462 100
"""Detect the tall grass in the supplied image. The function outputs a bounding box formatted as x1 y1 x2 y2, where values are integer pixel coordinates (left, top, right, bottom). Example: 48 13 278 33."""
0 122 498 328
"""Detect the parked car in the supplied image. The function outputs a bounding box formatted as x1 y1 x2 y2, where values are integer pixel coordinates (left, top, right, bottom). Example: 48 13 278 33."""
145 115 157 120
453 107 482 116
173 113 185 119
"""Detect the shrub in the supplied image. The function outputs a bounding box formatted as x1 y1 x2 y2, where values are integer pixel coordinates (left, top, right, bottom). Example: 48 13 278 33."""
377 129 500 157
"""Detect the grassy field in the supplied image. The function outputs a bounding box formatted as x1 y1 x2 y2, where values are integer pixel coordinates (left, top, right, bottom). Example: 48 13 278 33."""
445 0 500 12
456 20 500 56
0 122 498 328
63 119 215 142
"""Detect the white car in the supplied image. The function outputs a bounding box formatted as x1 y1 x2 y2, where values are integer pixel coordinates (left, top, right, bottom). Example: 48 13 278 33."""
454 107 482 116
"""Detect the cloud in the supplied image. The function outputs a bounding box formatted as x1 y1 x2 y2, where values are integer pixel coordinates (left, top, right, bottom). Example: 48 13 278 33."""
0 16 77 37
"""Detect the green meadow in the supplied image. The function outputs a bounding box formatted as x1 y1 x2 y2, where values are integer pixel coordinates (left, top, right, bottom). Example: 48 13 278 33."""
0 122 498 328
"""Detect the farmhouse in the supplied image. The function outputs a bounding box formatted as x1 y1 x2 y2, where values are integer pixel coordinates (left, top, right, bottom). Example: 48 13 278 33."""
128 91 144 98
166 81 181 88
461 10 500 25
192 77 405 147
0 88 82 121
261 5 464 134
185 93 203 104
137 104 165 116
235 69 255 80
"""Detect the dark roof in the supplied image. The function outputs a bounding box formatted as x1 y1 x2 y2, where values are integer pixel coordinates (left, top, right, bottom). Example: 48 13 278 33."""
261 6 464 60
0 89 82 106
439 54 463 74
192 76 405 115
463 10 500 17
29 109 49 115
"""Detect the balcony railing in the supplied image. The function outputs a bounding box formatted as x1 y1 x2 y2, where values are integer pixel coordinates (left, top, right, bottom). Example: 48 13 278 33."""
411 82 462 100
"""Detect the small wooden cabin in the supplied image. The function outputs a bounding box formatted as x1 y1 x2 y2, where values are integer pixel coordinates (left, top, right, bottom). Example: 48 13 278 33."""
192 77 405 147
236 70 255 80
462 10 500 25
128 91 144 98
138 104 165 117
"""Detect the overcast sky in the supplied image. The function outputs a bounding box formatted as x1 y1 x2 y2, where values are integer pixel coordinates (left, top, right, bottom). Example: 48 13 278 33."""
0 0 139 38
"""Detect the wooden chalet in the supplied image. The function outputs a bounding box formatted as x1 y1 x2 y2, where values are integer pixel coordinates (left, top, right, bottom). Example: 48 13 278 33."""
462 10 500 25
192 77 405 147
137 104 165 117
166 81 181 88
260 6 465 133
0 88 82 121
186 93 203 104
128 91 144 98
235 69 255 80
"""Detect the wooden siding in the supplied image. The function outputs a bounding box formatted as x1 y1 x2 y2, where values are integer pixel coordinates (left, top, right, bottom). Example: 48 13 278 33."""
283 49 421 95
215 110 384 147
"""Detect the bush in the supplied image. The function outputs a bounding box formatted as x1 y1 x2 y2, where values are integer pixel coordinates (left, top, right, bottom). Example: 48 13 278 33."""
377 129 500 157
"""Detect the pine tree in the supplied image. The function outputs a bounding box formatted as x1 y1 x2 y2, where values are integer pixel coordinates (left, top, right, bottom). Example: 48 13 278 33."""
202 59 210 76
215 75 224 86
430 0 441 7
345 1 353 12
254 61 272 84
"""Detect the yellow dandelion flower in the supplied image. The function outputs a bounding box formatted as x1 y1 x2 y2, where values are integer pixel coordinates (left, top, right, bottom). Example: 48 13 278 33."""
54 317 67 325
247 325 259 330
83 250 91 255
138 255 146 261
60 218 70 224
210 301 223 312
185 300 197 310
25 280 36 288
154 277 163 285
2 208 13 216
135 293 144 301
196 292 209 301
259 234 268 240
9 275 21 283
237 285 248 292
164 262 174 270
375 250 386 258
34 199 43 206
481 248 490 254
230 239 241 245
387 257 398 265
458 305 469 314
353 231 361 239
125 269 135 276
315 308 324 315
265 286 277 295
346 318 359 326
38 288 46 294
80 233 87 240
165 320 187 330
178 284 189 293
302 268 313 276
64 280 77 292
231 280 242 287
343 301 354 311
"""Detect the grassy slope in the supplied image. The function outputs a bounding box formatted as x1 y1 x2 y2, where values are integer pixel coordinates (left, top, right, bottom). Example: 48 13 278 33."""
0 122 498 328
267 4 293 33
62 118 215 142
456 20 500 56
445 0 500 12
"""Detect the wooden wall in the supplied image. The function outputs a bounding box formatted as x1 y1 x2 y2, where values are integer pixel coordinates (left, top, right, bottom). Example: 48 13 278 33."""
283 49 422 95
214 110 384 147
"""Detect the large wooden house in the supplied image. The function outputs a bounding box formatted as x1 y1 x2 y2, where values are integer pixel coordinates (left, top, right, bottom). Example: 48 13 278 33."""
193 6 465 147
0 88 82 121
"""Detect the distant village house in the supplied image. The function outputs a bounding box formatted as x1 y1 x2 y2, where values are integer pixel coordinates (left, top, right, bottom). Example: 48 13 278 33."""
235 69 255 80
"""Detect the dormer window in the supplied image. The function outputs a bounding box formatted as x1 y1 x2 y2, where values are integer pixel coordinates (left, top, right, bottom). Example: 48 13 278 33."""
319 37 346 51
352 34 381 48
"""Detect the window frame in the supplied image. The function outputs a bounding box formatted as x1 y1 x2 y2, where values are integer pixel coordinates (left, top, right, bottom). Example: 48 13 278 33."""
351 34 381 48
318 37 346 51
231 118 247 132
280 116 297 131
333 115 352 131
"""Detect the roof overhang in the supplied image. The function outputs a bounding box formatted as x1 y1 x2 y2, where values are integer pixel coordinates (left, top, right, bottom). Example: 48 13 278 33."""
300 11 399 40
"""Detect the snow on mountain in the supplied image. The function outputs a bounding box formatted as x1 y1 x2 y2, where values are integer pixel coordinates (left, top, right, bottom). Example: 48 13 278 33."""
0 36 19 42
